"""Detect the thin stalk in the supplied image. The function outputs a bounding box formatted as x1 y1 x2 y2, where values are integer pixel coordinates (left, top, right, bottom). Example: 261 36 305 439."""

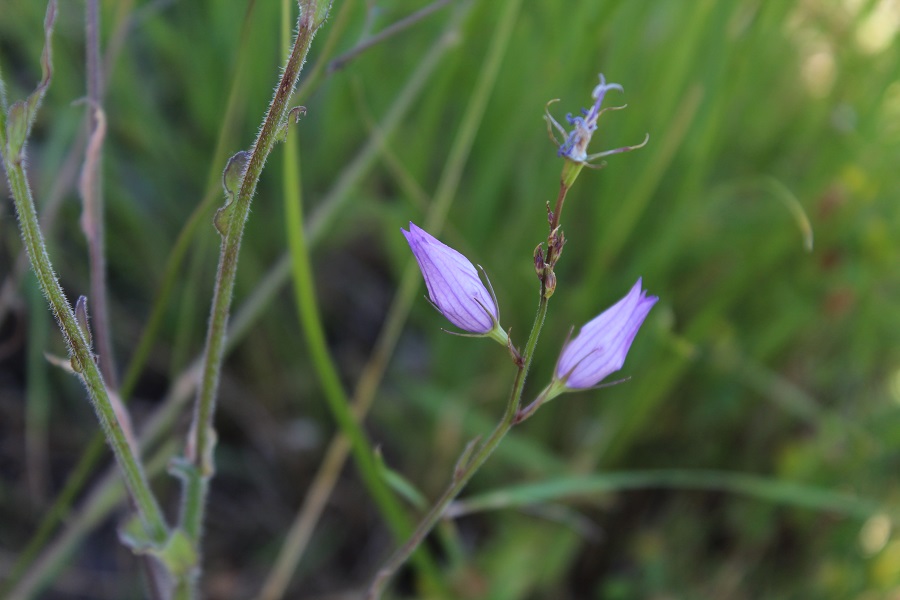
367 292 550 599
181 0 331 543
119 0 351 397
327 0 453 73
7 2 267 583
118 0 261 399
2 131 168 546
2 0 146 586
81 0 117 387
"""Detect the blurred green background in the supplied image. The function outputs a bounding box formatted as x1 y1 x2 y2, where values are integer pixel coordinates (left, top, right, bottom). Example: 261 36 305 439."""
2 0 900 598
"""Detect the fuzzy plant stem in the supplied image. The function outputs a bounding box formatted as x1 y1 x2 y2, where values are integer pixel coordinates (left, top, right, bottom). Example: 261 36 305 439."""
0 1 167 547
180 0 329 544
366 289 551 599
1 112 168 548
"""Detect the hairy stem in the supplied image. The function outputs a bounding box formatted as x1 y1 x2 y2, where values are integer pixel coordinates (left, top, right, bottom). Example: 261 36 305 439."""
2 128 168 546
181 0 330 543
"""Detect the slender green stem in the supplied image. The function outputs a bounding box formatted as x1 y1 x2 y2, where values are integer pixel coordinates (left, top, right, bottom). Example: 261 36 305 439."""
181 0 330 543
367 292 550 599
119 0 260 400
2 134 168 545
81 0 118 388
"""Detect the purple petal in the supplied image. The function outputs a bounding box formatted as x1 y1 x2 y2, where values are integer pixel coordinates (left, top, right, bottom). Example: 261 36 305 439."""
557 278 657 389
403 223 498 334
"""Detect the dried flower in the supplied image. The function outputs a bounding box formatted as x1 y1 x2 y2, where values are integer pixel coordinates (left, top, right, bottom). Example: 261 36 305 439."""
545 73 649 168
556 278 657 389
402 222 508 344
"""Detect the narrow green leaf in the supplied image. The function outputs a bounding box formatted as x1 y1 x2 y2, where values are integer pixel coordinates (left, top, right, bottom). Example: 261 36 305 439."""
448 470 885 522
375 450 428 510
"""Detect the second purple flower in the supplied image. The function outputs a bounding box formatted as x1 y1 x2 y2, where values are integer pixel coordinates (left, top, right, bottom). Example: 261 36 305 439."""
403 222 508 344
556 278 658 389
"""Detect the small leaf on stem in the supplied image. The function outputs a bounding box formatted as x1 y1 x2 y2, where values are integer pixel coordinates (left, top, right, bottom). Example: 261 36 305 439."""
75 295 93 350
215 150 251 236
274 105 307 143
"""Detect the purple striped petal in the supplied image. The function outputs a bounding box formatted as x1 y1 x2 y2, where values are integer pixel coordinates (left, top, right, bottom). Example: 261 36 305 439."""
402 223 498 334
556 278 657 389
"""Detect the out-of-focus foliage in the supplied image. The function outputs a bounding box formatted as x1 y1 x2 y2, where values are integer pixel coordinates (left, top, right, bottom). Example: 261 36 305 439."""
1 0 899 598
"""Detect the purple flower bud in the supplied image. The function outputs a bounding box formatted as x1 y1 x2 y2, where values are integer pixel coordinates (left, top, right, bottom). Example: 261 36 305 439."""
556 278 658 389
402 222 501 336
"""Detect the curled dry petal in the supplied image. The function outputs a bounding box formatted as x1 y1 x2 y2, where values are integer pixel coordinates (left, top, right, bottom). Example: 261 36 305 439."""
402 222 499 334
556 278 657 389
556 73 623 163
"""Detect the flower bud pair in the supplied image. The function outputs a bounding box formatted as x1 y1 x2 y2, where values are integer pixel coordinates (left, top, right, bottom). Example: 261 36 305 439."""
403 223 657 395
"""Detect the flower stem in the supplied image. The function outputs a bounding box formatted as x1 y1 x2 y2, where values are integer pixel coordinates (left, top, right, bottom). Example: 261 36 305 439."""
180 0 330 543
366 291 550 599
1 127 168 546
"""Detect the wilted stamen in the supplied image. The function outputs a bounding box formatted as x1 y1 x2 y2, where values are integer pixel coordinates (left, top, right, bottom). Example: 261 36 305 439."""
548 72 647 167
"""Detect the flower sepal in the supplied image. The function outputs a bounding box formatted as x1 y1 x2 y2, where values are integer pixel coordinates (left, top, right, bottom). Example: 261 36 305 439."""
560 158 585 190
434 299 510 348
